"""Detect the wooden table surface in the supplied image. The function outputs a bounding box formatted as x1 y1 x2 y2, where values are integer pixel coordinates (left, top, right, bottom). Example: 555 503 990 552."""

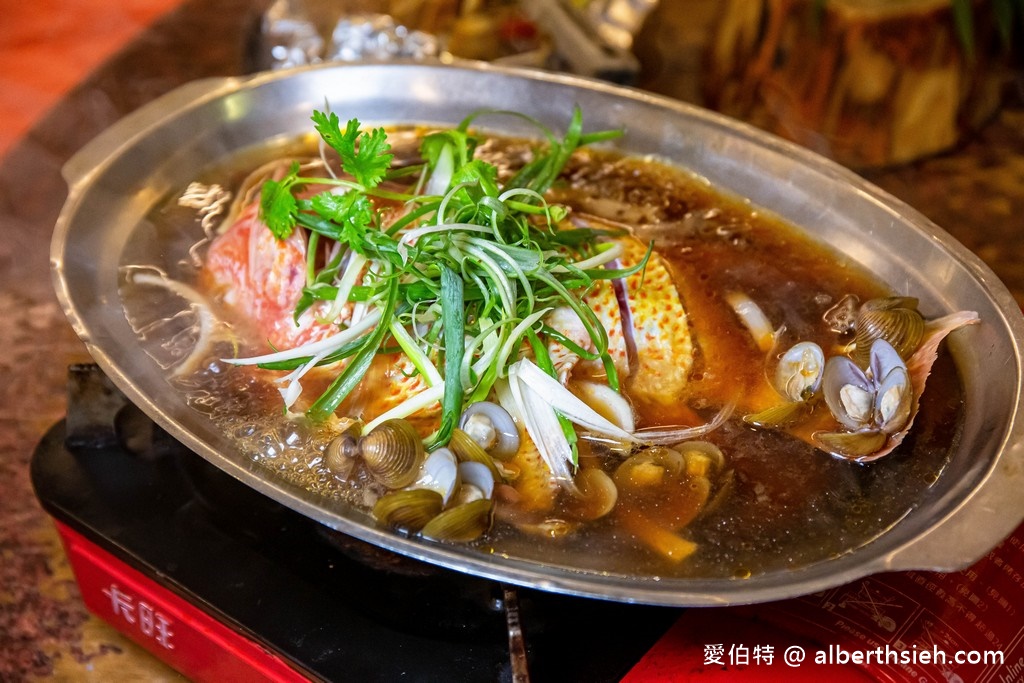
0 1 1021 680
0 0 182 159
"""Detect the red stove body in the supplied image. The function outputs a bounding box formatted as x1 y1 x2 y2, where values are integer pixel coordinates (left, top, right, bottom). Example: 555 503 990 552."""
57 522 309 682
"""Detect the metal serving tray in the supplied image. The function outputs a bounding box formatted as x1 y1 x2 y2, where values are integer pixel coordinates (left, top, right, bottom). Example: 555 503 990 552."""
51 61 1024 606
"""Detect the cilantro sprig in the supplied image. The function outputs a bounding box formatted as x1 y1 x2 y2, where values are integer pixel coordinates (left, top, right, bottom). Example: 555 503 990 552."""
312 111 394 188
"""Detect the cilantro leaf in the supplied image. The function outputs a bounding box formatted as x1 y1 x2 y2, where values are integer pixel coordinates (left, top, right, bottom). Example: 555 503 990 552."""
311 111 393 188
259 161 301 239
310 191 374 255
452 159 499 197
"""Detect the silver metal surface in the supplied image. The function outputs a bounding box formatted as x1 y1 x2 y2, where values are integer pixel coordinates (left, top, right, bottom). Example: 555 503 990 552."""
50 61 1024 606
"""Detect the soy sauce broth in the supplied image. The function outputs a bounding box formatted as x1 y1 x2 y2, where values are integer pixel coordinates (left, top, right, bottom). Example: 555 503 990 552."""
472 142 961 578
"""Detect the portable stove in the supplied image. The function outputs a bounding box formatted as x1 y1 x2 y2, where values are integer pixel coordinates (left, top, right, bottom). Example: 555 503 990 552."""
31 364 678 682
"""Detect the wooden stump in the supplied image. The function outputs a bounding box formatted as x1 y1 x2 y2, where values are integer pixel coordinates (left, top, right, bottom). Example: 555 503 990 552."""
704 0 1013 168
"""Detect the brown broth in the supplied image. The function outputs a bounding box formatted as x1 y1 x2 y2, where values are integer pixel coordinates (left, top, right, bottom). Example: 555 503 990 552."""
471 145 961 578
133 132 963 580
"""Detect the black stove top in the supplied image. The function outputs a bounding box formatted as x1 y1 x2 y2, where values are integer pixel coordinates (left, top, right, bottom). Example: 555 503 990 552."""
31 365 679 682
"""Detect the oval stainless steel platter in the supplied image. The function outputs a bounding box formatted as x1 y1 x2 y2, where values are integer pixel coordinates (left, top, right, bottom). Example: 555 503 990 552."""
51 61 1024 606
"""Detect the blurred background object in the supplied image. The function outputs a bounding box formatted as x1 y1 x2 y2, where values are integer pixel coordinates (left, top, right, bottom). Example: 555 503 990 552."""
696 0 1023 168
213 0 1024 169
255 0 554 71
0 0 180 160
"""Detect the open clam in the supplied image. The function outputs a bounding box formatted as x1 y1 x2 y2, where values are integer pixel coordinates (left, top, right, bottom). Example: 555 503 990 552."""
776 341 826 402
412 447 460 504
822 339 911 434
814 310 980 462
458 401 520 461
744 341 824 428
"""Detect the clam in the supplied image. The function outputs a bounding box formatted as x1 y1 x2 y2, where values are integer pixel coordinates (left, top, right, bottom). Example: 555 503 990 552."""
458 401 520 461
775 341 825 402
457 461 496 501
420 499 494 542
850 296 924 366
675 440 726 477
867 338 914 431
874 363 913 434
564 468 617 521
744 342 823 428
412 447 459 505
373 489 444 532
448 461 496 508
448 428 502 481
571 380 635 432
813 430 888 459
324 420 364 479
324 435 357 479
822 339 912 435
359 418 426 489
822 356 875 431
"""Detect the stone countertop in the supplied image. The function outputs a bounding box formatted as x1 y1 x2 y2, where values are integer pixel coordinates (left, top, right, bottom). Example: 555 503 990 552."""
0 1 1022 680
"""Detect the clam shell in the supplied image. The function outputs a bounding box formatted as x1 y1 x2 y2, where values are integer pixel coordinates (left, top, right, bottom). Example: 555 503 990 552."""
413 447 459 505
812 429 888 461
564 468 618 521
324 435 358 479
459 401 520 460
851 297 924 366
360 418 426 489
449 428 502 481
822 356 873 430
869 337 908 383
875 366 912 434
420 499 494 542
323 421 363 479
457 461 496 500
373 489 444 532
775 341 825 401
743 400 809 428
